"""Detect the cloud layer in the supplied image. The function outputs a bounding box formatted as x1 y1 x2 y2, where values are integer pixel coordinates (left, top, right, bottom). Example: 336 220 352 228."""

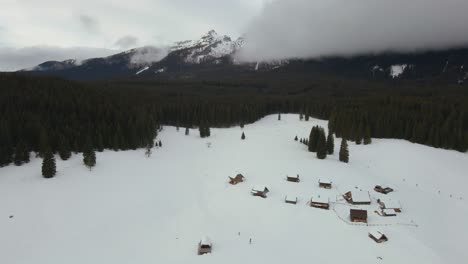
0 46 117 71
236 0 468 62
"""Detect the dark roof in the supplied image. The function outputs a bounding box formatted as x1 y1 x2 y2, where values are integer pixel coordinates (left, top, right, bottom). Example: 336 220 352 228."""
350 209 368 219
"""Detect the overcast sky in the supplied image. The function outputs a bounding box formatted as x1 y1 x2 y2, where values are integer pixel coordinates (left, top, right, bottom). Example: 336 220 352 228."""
0 0 268 71
2 0 468 70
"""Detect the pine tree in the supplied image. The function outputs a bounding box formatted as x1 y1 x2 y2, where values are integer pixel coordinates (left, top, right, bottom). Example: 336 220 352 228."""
58 136 72 160
206 127 211 137
159 140 162 147
326 133 334 154
363 125 372 145
316 130 327 159
294 135 298 141
278 113 281 120
356 137 362 145
13 141 29 166
339 138 349 163
300 138 303 144
241 132 246 140
42 148 56 178
185 127 189 135
308 126 321 152
299 112 304 121
83 144 96 171
145 139 154 157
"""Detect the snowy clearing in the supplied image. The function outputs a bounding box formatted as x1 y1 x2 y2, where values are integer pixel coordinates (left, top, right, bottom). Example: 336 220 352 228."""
0 114 467 264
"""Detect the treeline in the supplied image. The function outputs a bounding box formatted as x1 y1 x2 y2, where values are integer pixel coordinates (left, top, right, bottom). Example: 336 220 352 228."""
0 73 467 167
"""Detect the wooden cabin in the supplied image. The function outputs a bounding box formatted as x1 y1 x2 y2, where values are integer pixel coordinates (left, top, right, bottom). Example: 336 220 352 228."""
343 191 371 205
310 196 330 210
350 209 368 223
251 186 270 198
318 179 332 189
381 209 397 217
374 185 394 194
368 230 388 243
197 237 212 255
286 174 300 183
229 174 245 185
377 198 402 213
285 195 298 204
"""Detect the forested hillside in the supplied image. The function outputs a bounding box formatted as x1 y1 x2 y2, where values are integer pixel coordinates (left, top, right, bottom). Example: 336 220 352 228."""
0 73 467 167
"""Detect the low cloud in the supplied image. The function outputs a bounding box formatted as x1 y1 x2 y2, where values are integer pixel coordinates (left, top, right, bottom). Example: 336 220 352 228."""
236 0 468 62
115 35 139 49
0 46 117 71
130 46 169 65
79 14 100 34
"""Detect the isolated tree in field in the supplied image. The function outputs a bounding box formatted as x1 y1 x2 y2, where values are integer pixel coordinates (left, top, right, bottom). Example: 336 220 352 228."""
278 113 281 120
145 139 154 158
308 126 322 152
316 130 327 159
241 132 246 140
83 144 96 171
326 133 334 155
158 140 162 147
294 135 298 141
363 125 372 145
42 148 56 178
339 138 349 163
185 127 189 135
300 138 303 144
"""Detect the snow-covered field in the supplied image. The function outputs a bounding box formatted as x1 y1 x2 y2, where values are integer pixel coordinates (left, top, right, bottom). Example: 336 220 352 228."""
1 114 467 264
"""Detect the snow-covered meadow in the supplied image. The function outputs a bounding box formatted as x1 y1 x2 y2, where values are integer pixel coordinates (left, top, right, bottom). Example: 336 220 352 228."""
0 114 467 264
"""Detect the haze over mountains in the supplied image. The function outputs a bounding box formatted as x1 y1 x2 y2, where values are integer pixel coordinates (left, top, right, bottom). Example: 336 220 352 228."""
19 29 468 84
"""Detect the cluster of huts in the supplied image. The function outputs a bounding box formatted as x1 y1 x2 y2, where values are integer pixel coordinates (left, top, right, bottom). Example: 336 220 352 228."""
220 173 399 250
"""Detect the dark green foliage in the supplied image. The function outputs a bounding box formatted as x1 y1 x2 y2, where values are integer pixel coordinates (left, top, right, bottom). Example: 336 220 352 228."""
158 140 162 147
308 126 322 152
363 126 372 145
316 131 327 159
199 124 211 138
241 132 246 140
83 143 96 171
13 141 29 166
299 112 303 120
326 133 334 154
294 135 298 141
185 127 189 135
300 138 303 143
42 149 56 178
278 113 281 120
339 138 349 163
145 139 153 157
58 136 72 160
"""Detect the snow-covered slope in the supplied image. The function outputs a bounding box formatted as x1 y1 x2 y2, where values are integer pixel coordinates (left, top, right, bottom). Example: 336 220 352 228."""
1 115 467 264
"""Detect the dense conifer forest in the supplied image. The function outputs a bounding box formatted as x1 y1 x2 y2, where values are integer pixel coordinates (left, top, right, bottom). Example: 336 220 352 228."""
0 73 467 167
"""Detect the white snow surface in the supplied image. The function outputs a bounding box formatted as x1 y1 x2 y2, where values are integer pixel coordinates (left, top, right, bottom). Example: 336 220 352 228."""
135 66 149 75
352 191 371 203
390 64 408 78
0 114 467 264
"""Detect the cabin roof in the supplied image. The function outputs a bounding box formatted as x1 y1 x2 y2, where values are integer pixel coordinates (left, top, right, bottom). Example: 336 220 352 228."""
382 209 396 214
252 185 268 192
200 236 212 246
287 174 299 178
285 195 297 202
369 230 385 240
319 179 332 184
352 191 371 203
379 198 401 209
350 209 367 218
311 196 329 204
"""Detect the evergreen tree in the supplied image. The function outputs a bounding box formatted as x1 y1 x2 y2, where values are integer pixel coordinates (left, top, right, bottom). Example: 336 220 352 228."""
294 135 298 141
316 130 327 159
300 138 303 144
241 132 246 140
299 112 304 121
308 126 322 152
339 138 349 163
363 125 372 145
326 133 335 154
185 127 189 135
13 141 29 166
58 136 72 160
278 113 281 120
145 139 153 158
206 127 211 137
42 148 56 178
83 144 96 171
356 137 362 145
159 140 162 147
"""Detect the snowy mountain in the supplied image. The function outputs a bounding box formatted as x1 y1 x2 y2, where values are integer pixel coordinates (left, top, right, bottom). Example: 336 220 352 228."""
1 114 467 263
19 30 468 83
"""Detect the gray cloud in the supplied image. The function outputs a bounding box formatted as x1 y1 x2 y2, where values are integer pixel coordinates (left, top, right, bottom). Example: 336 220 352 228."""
236 0 468 62
79 14 100 34
0 46 117 71
115 35 139 49
130 46 169 66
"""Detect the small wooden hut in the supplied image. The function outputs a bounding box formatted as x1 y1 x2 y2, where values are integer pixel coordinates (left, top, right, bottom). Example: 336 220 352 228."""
229 174 245 185
374 185 394 194
310 196 330 210
377 198 402 212
251 186 270 198
286 174 300 183
197 237 212 255
318 179 332 189
368 230 388 243
285 195 298 204
350 209 368 223
381 209 397 217
343 191 371 205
